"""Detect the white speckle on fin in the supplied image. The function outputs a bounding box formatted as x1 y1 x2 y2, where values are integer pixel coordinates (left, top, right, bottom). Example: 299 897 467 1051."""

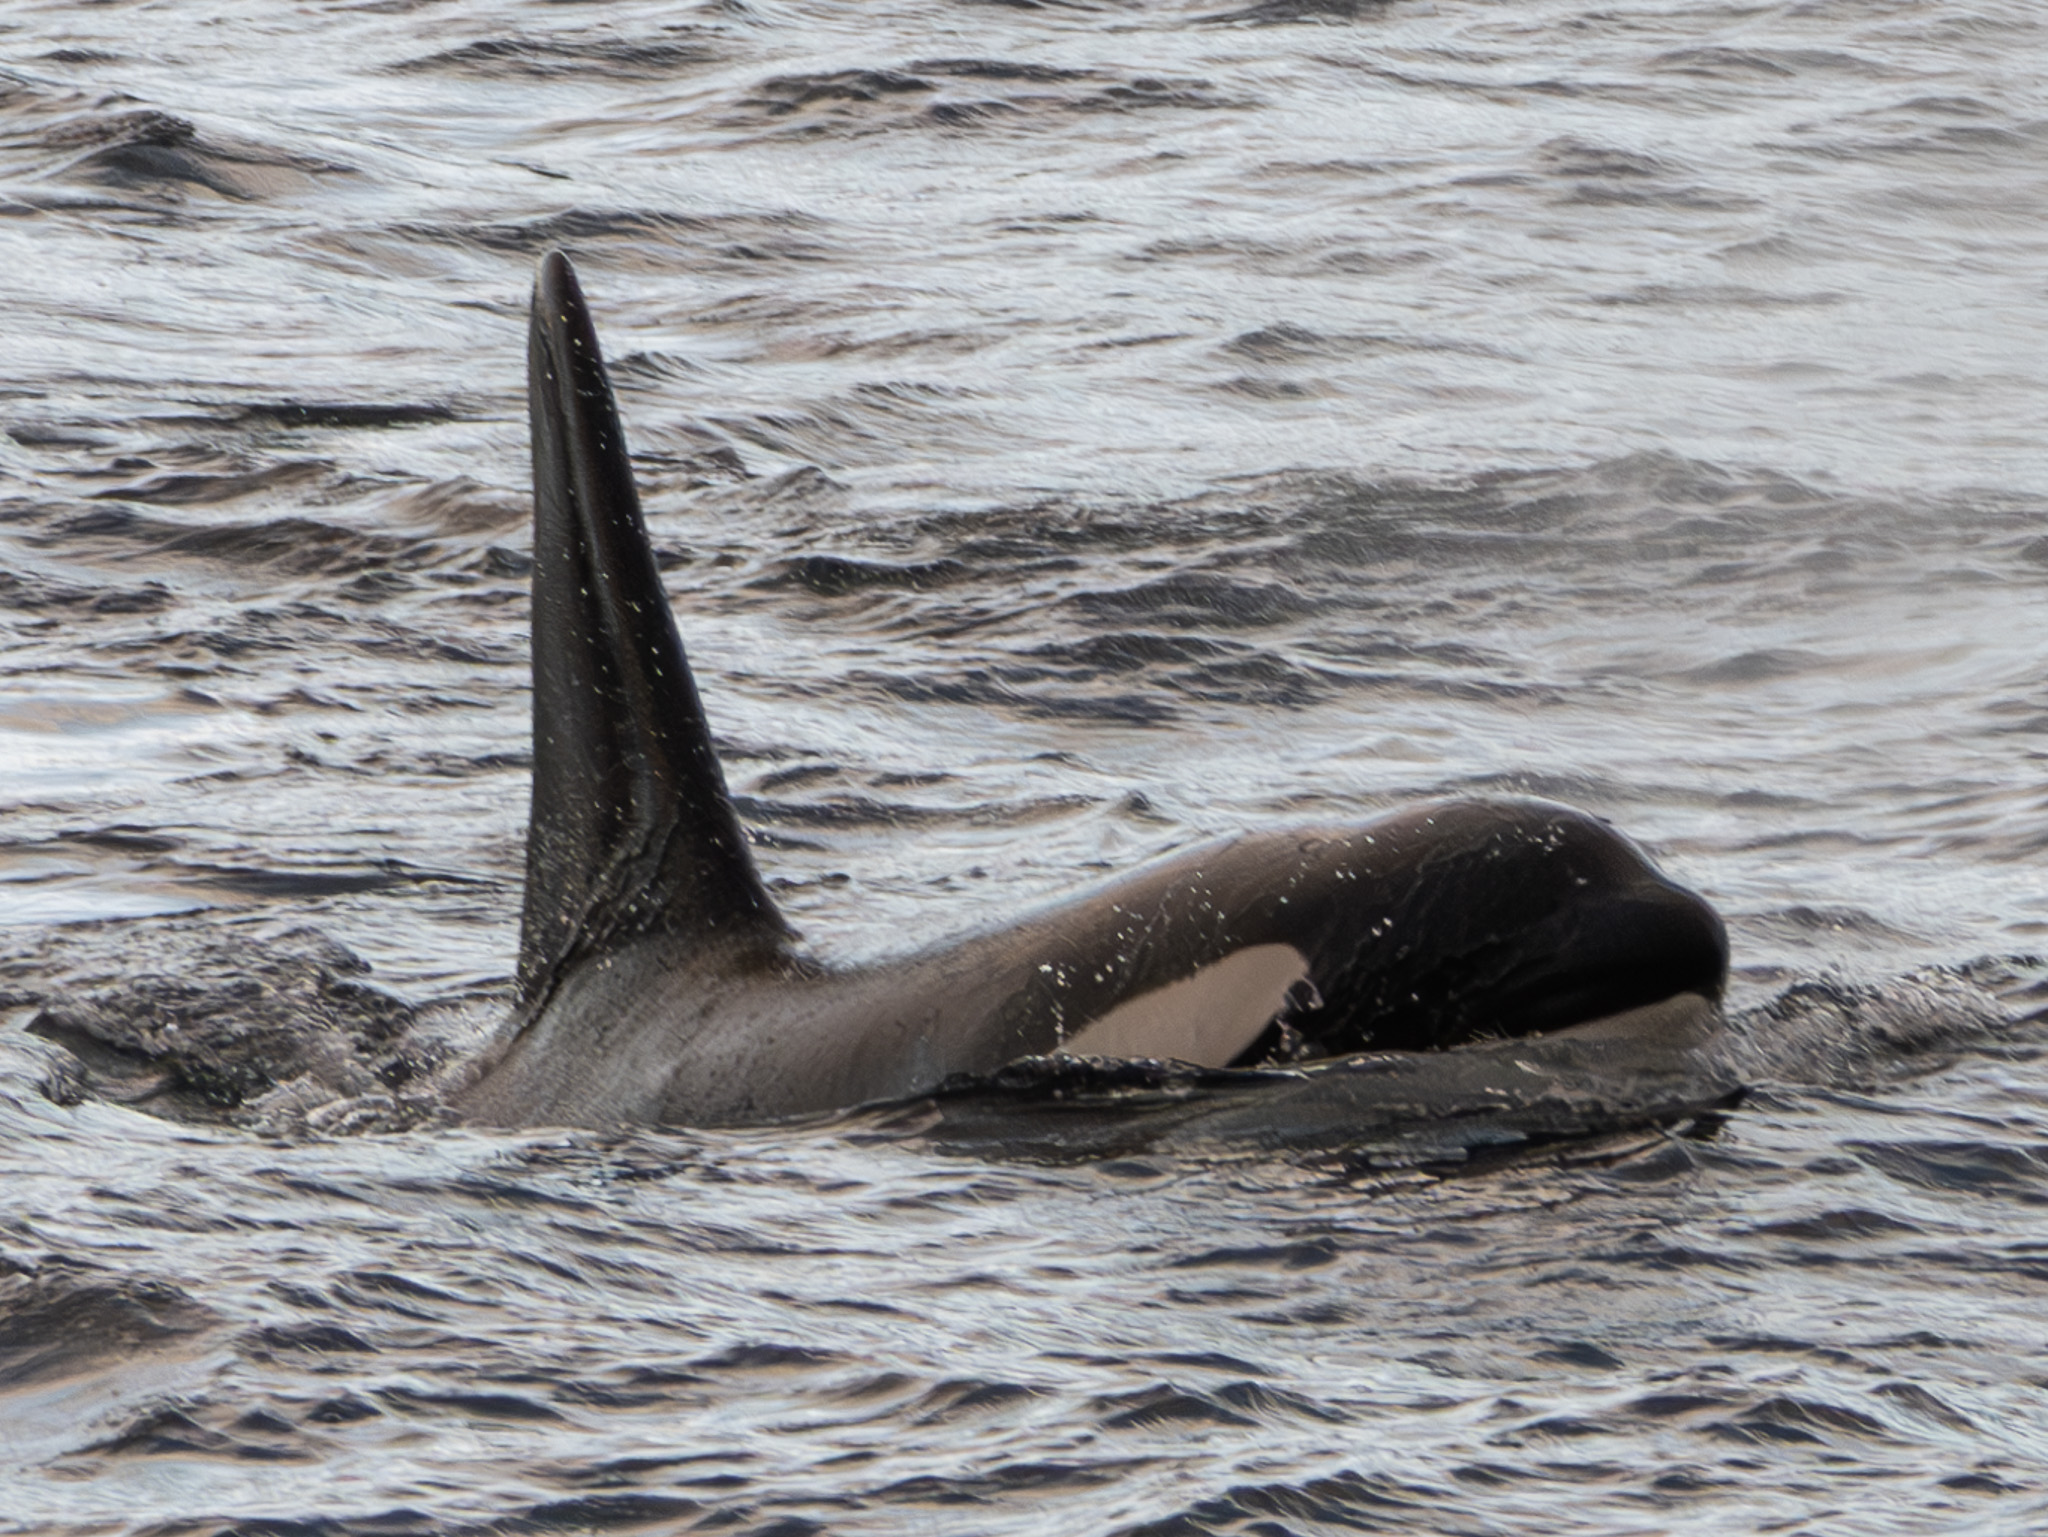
1061 943 1309 1068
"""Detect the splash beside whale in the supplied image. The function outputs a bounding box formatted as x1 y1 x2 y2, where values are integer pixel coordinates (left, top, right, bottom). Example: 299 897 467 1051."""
456 251 1730 1136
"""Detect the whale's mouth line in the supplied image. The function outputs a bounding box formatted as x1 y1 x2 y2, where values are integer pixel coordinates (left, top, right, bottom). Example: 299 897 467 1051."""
1459 968 1725 1049
1232 977 1723 1071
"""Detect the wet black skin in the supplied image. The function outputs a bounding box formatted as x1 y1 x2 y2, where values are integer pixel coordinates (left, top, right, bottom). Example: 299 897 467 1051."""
456 252 1728 1130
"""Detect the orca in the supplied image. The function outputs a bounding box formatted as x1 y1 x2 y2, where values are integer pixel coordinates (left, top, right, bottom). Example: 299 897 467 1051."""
456 251 1729 1132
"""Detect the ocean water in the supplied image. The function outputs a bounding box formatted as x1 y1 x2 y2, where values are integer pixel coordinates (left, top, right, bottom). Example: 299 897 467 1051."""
3 0 2048 1531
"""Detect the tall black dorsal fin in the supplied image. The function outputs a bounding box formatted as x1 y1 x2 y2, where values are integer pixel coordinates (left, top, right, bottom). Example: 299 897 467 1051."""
519 250 788 1004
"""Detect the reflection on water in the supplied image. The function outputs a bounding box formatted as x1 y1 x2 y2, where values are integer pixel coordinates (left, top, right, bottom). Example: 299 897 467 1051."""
3 0 2048 1530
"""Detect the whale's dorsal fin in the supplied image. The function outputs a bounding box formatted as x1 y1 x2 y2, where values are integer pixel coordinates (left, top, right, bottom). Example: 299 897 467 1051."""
519 250 788 1005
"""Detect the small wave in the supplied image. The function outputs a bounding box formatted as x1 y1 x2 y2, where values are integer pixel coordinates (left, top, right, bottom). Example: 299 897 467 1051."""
761 554 969 597
1199 0 1396 22
51 507 442 578
389 32 723 80
394 207 829 265
1649 47 1895 81
37 106 353 203
21 924 457 1121
851 665 1182 725
227 401 457 431
720 63 1247 139
83 460 330 508
1679 647 1829 684
1071 573 1318 631
0 1264 213 1387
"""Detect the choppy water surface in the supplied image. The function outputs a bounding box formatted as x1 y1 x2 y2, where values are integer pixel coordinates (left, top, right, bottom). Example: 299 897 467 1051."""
3 0 2048 1530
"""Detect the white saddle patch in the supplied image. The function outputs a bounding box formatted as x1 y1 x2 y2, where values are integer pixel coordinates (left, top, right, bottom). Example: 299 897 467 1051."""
1060 943 1310 1068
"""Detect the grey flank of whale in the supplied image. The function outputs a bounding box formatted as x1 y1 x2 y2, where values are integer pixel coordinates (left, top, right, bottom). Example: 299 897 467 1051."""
456 251 1731 1135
